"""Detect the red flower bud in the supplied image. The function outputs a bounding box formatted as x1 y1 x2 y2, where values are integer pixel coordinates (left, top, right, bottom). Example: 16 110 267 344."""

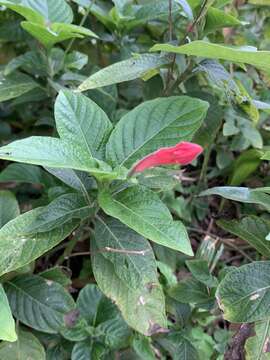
131 142 203 174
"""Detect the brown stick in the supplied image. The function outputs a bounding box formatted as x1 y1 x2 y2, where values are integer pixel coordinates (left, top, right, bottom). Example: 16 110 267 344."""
224 323 253 360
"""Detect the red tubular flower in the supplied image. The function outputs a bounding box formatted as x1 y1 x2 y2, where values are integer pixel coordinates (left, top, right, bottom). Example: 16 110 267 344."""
131 142 203 174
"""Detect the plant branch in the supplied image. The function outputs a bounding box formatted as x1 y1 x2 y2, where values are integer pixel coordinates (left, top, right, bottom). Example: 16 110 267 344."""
64 2 93 55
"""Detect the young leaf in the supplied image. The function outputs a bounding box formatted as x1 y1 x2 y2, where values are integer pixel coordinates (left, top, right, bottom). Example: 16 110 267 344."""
0 284 17 342
217 261 270 322
75 284 131 348
151 41 270 72
169 277 214 306
5 274 76 333
78 54 170 91
0 190 19 227
0 71 39 102
217 216 270 258
106 96 208 168
0 329 45 360
185 259 218 288
98 186 193 255
55 90 112 160
91 238 167 336
204 7 243 34
21 22 98 48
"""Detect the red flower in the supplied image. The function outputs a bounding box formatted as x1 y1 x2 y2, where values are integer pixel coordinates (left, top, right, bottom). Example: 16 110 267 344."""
131 142 203 174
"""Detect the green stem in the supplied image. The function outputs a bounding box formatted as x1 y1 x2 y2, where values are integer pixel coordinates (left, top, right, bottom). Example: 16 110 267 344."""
64 3 93 55
199 145 211 185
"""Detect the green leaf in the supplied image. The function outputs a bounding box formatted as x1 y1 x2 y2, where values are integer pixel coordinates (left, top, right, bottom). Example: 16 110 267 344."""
0 136 111 177
0 90 112 178
98 186 193 255
185 259 218 288
76 284 104 326
137 168 179 191
5 274 76 333
169 277 214 306
192 92 224 147
71 341 107 360
0 71 39 102
91 236 167 336
0 1 44 23
119 1 178 30
55 90 112 160
65 51 88 70
249 0 270 4
24 193 94 233
0 329 45 360
245 320 270 360
0 190 19 228
0 0 73 23
106 96 208 168
229 149 262 186
45 167 95 194
22 0 73 23
200 186 270 212
132 334 156 360
260 149 270 161
78 54 170 91
0 284 17 342
4 50 47 76
158 332 199 360
75 284 131 348
204 7 243 34
217 216 270 258
95 216 160 288
217 261 270 322
73 0 114 30
174 0 193 19
93 217 166 335
40 267 72 287
0 164 54 186
21 21 98 48
151 41 270 72
0 197 85 276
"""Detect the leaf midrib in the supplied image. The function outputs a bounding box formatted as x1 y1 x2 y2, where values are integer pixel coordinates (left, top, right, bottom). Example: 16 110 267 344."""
27 204 91 233
108 196 180 249
6 280 65 330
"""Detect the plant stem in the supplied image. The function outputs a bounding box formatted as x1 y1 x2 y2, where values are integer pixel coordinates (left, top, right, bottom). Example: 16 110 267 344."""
64 3 93 55
199 145 211 185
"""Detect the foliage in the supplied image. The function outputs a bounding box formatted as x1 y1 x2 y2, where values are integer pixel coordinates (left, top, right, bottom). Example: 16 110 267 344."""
0 0 270 358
